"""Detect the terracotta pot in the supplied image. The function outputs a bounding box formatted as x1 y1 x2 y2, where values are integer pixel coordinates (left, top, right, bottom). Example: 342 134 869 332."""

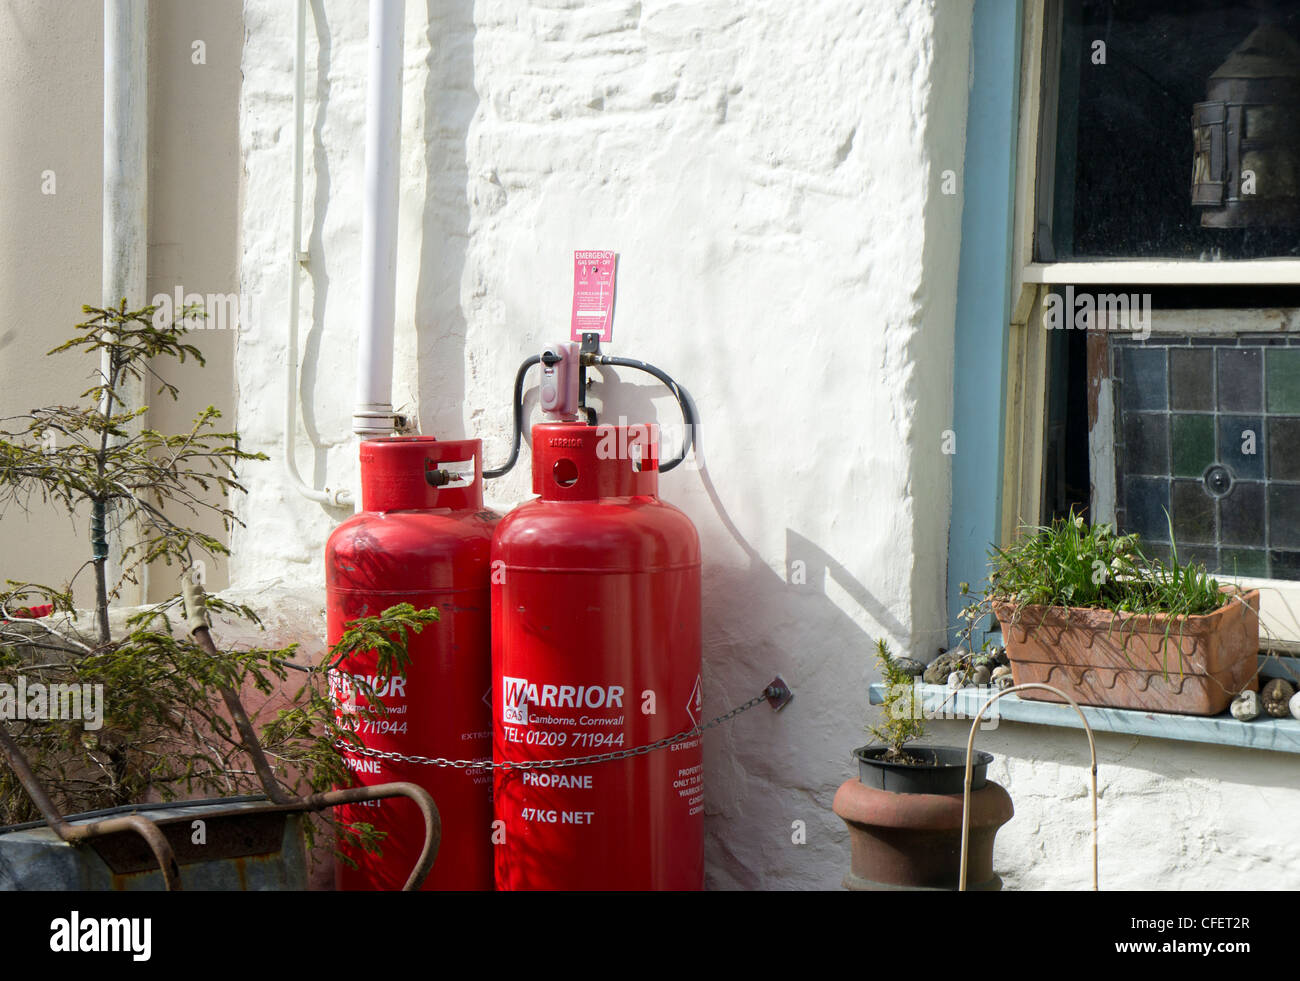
992 589 1259 715
833 746 1013 891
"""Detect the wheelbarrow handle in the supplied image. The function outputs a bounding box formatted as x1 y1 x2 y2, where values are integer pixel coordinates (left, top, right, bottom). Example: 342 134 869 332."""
301 782 441 891
0 721 183 890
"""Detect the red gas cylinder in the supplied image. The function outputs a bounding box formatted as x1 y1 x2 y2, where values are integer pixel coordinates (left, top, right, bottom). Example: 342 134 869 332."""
326 436 497 890
491 422 703 890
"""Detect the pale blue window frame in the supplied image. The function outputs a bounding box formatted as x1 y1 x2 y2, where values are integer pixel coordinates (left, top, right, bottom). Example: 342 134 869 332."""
947 0 1023 647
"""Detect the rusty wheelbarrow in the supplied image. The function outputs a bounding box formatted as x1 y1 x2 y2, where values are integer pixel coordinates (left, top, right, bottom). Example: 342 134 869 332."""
0 579 439 891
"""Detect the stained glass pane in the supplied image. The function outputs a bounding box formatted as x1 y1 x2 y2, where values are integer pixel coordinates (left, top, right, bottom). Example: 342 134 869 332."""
1112 334 1300 579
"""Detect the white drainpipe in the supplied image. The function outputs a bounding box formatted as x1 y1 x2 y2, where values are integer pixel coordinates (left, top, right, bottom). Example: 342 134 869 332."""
353 0 407 438
103 0 148 605
285 0 352 507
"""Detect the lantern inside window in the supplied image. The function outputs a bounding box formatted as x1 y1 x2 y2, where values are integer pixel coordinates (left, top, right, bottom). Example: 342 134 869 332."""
1192 24 1300 228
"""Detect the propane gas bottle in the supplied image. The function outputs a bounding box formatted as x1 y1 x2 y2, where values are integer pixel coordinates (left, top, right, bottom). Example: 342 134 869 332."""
491 422 704 890
327 437 497 890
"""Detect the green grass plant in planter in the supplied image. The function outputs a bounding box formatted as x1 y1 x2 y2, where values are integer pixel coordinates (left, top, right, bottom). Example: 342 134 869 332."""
961 510 1259 716
830 640 1013 891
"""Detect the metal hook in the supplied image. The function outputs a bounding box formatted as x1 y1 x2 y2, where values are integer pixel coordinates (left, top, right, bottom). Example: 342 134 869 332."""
959 683 1099 891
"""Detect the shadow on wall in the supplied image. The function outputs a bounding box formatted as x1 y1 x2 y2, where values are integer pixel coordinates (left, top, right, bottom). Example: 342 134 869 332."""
584 370 911 889
591 365 910 648
301 0 334 491
298 1 475 476
413 0 476 435
703 477 911 888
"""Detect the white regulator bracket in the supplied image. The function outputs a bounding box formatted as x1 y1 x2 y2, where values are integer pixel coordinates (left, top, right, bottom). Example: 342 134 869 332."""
539 341 581 420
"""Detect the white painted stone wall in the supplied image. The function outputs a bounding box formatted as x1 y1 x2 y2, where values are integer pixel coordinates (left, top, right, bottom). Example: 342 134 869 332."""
235 0 1300 893
236 0 972 891
927 717 1300 891
233 0 972 888
0 2 241 603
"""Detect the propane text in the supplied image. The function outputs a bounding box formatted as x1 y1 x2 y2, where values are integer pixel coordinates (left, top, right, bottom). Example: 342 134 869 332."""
523 771 593 789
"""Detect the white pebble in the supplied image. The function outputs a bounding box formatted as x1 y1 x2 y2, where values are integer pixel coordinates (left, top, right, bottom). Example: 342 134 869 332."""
1290 690 1300 721
1230 690 1261 721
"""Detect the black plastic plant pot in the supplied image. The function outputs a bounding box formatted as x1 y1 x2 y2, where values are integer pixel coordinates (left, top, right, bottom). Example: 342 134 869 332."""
853 745 994 795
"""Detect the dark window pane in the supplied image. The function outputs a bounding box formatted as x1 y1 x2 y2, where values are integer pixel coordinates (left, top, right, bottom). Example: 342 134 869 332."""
1172 414 1215 478
1220 547 1268 577
1125 476 1171 542
1270 550 1300 578
1172 479 1216 545
1124 413 1169 476
1268 484 1300 548
1121 347 1168 411
1218 414 1264 480
1179 545 1219 569
1043 1 1300 260
1143 542 1172 565
1266 348 1300 413
1171 348 1215 410
1216 348 1262 412
1110 331 1300 574
1268 417 1300 480
1220 481 1264 546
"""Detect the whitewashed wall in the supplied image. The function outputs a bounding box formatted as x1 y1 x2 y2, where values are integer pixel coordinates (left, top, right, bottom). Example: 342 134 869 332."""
927 717 1300 891
260 0 1300 893
0 2 240 603
237 0 972 890
233 0 1300 892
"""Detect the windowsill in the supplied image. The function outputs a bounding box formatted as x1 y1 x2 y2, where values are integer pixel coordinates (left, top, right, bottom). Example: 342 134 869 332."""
867 656 1300 756
1024 259 1300 287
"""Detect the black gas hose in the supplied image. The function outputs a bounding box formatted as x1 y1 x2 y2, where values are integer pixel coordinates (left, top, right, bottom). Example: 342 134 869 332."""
483 352 696 477
483 354 541 479
590 355 696 473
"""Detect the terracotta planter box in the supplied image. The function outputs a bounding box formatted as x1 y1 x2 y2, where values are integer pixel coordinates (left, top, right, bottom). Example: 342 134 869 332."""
991 589 1260 716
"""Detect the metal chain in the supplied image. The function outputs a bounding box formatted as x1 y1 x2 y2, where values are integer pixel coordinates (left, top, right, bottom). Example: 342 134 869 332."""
333 687 777 771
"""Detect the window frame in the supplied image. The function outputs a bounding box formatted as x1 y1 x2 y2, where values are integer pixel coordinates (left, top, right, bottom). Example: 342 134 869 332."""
1006 0 1300 650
